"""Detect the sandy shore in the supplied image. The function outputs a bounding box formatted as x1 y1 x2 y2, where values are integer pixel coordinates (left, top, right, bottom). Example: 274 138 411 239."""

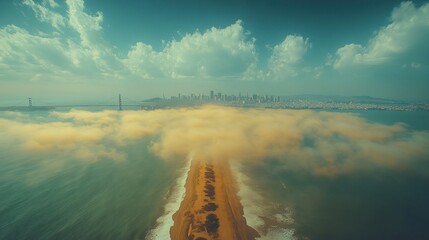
170 159 259 240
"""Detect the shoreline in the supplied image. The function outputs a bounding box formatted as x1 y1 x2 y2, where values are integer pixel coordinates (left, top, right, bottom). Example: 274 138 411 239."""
170 159 259 239
146 159 191 240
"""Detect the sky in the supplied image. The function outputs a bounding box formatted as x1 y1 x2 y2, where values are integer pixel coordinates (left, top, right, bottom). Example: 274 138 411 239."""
0 0 428 104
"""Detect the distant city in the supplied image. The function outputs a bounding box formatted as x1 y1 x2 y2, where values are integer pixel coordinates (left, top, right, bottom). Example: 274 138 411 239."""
141 91 429 111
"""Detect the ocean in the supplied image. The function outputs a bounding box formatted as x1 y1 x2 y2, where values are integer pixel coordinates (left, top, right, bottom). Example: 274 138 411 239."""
0 107 184 240
239 110 429 240
0 108 428 240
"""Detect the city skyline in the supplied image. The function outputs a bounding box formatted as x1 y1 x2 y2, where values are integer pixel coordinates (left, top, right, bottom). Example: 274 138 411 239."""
1 0 429 102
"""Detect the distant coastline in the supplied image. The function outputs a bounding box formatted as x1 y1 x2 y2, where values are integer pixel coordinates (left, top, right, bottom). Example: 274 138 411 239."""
2 94 428 112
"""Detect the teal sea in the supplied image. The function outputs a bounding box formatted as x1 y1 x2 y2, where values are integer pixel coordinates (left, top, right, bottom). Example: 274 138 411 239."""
0 139 184 240
241 110 429 240
0 108 428 240
0 108 185 240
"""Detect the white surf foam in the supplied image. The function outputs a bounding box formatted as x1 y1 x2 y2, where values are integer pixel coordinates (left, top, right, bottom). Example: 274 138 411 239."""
258 228 296 240
145 155 192 240
232 162 297 240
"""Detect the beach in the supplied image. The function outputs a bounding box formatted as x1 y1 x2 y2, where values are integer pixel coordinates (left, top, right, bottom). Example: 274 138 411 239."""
170 159 259 240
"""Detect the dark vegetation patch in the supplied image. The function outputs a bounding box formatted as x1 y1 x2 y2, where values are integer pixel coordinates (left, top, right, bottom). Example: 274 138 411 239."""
204 184 215 199
202 202 218 211
205 166 215 182
205 172 215 181
204 213 220 234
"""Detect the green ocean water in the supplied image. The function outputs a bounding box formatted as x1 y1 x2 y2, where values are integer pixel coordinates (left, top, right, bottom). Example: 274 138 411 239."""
0 109 185 240
0 109 428 240
0 141 185 240
241 110 429 240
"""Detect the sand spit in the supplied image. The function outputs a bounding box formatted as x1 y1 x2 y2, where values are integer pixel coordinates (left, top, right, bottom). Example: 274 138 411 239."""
170 159 259 240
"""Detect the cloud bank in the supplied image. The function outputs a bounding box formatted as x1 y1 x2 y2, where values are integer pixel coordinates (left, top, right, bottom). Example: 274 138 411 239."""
1 0 260 81
268 35 311 79
1 106 428 178
332 1 429 69
124 20 257 79
23 0 65 30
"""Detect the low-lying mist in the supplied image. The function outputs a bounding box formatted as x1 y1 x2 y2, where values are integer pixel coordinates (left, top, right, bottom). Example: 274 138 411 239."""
1 105 428 178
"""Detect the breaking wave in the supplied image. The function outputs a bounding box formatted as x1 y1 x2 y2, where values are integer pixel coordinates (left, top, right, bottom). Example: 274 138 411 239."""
145 155 192 240
232 162 297 240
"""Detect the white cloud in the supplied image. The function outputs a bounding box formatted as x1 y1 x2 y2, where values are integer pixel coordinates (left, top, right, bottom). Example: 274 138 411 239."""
165 20 257 78
23 0 65 30
4 1 260 82
332 44 364 69
44 0 59 8
0 24 120 80
65 39 122 76
332 1 429 69
0 25 70 73
22 0 104 44
123 42 165 79
123 20 257 79
267 35 311 79
66 0 103 47
0 0 122 81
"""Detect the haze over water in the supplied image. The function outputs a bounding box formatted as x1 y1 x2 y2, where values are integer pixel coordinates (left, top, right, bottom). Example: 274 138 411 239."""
0 110 182 239
1 0 429 239
1 107 428 240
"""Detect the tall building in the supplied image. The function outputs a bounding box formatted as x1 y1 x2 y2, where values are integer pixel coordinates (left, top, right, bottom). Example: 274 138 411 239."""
210 90 214 100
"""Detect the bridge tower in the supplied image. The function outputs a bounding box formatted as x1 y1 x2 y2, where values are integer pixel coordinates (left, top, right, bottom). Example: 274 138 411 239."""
118 94 122 111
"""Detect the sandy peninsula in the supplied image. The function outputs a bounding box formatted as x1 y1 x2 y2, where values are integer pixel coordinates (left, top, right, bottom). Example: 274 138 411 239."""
170 159 259 240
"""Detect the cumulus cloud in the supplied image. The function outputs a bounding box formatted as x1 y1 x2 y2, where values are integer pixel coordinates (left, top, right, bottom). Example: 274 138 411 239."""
124 42 165 79
123 20 257 79
332 1 429 69
0 0 122 81
0 0 318 84
2 106 428 178
23 0 65 30
2 1 259 82
64 0 123 75
267 35 311 79
165 20 257 78
66 0 103 47
0 25 70 75
1 0 427 92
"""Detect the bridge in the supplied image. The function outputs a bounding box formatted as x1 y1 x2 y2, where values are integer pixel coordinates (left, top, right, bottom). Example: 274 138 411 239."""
0 94 142 111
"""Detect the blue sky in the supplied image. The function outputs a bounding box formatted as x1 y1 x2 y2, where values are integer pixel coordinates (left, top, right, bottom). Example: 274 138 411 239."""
0 0 428 103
